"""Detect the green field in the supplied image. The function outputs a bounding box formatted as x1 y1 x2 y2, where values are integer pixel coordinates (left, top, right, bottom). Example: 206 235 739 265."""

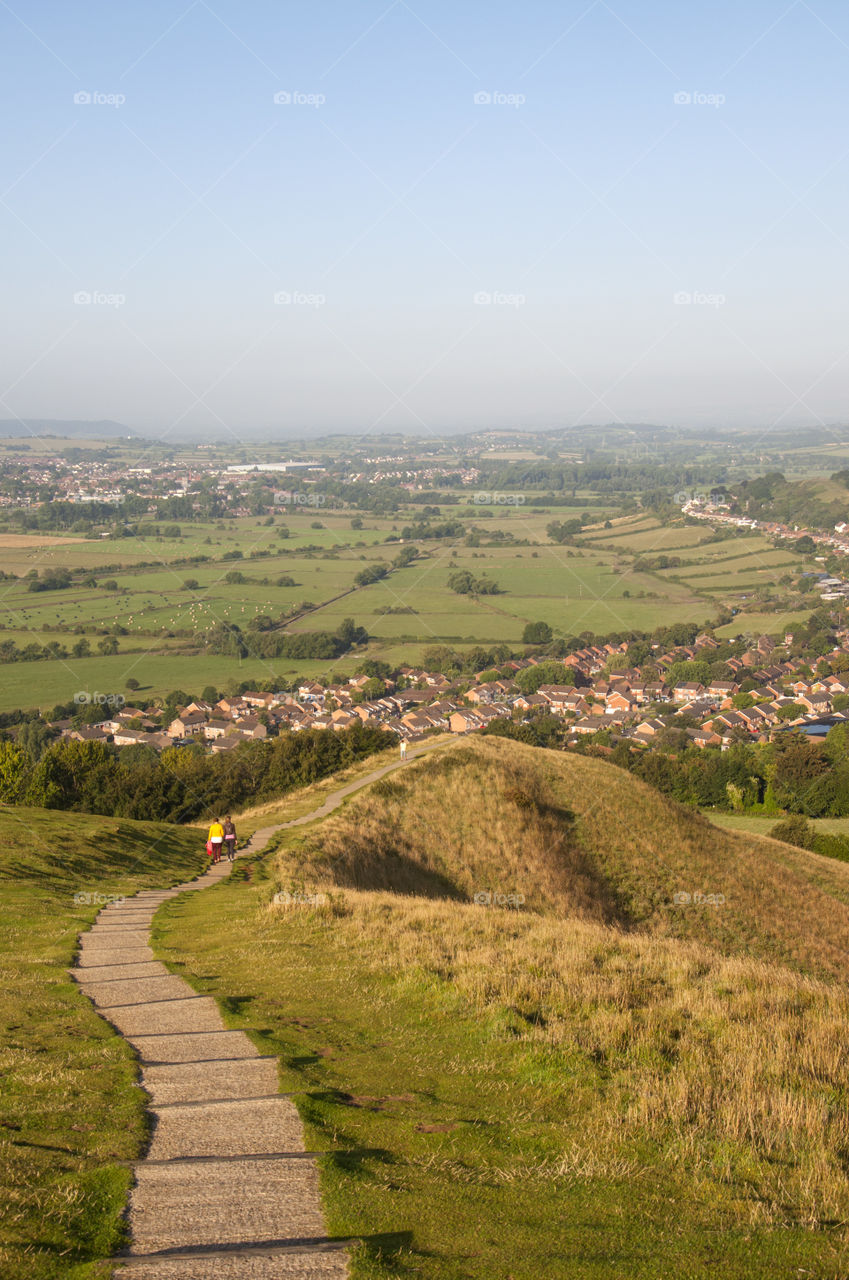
705 811 849 838
0 491 828 711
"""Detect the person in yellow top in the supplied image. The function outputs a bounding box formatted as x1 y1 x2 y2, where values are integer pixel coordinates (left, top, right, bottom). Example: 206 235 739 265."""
207 818 225 864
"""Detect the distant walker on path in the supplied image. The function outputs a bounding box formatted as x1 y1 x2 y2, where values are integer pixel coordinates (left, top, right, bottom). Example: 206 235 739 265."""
400 739 407 760
223 815 237 861
207 817 224 863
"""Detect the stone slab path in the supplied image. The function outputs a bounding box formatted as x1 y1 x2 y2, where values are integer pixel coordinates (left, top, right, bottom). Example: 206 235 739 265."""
73 740 448 1278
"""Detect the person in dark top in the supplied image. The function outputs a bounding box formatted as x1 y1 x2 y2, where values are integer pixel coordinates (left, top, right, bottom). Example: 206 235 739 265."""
223 816 237 861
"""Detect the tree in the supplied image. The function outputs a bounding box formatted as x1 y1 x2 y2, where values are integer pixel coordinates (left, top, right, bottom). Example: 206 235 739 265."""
201 685 219 703
447 570 500 595
336 618 368 648
769 814 816 849
98 636 119 656
515 662 574 694
125 677 140 692
522 621 553 645
0 741 29 802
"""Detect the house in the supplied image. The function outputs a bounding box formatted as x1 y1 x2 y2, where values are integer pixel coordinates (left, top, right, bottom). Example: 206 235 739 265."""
467 685 496 705
237 715 268 739
605 690 638 715
672 682 705 704
708 680 738 697
401 710 439 735
799 693 832 714
214 697 248 717
513 692 549 712
687 727 722 748
631 718 669 741
68 725 110 742
571 715 612 736
297 682 325 703
167 711 206 738
203 718 232 741
449 710 484 734
242 691 275 709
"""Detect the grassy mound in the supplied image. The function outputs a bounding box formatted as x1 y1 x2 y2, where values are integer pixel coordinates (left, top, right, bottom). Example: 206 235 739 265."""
282 735 849 981
153 848 849 1278
0 807 204 1280
289 743 623 922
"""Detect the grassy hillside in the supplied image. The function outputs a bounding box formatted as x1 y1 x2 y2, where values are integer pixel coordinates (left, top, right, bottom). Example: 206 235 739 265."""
0 808 204 1280
285 735 849 981
148 741 849 1278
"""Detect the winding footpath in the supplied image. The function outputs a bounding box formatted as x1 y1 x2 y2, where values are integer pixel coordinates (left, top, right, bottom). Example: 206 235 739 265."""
72 740 448 1279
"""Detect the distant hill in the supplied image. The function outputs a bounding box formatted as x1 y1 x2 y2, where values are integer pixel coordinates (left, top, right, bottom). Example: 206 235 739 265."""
294 735 849 981
0 419 136 439
729 471 849 531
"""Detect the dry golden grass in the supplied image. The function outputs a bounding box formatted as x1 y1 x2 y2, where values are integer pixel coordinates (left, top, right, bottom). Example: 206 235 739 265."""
263 736 849 1232
283 743 623 921
282 735 849 981
269 885 849 1229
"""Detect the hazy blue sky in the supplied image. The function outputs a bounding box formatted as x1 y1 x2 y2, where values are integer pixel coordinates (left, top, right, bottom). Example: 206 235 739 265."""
2 1 848 440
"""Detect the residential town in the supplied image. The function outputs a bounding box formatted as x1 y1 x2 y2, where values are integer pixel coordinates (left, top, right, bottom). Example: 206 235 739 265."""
51 628 849 756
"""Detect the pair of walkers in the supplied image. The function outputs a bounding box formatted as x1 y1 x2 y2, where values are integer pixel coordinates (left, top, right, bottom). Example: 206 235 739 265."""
207 816 237 863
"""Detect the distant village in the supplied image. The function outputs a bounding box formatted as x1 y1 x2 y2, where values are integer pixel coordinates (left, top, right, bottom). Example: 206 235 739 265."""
50 629 849 756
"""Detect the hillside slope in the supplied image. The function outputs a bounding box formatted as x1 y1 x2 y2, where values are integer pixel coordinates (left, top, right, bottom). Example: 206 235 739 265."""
0 807 205 1280
283 735 849 981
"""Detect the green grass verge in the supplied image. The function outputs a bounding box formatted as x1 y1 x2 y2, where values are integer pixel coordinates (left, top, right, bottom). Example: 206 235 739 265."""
0 807 205 1279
